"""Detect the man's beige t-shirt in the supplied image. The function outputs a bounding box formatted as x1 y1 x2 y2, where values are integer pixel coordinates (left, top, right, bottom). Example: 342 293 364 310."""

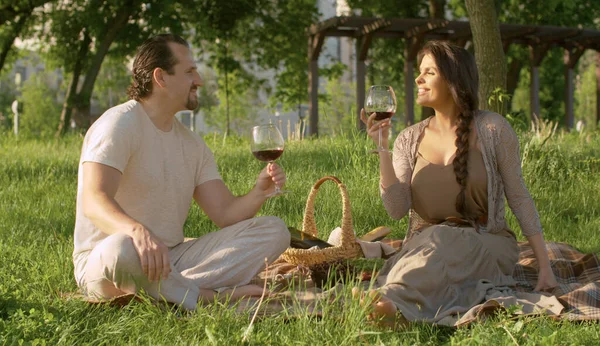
73 100 221 258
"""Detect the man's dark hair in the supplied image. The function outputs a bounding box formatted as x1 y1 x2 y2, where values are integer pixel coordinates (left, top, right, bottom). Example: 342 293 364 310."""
127 34 190 100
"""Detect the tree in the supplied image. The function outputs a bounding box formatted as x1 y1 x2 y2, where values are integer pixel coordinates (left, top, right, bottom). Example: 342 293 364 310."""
422 0 446 120
0 70 18 129
0 0 55 73
574 51 597 128
428 0 445 19
501 0 600 123
203 70 262 136
464 0 506 112
45 0 141 136
186 0 265 135
0 11 29 73
250 0 320 116
93 54 132 111
190 0 320 134
0 0 54 25
48 0 294 136
346 0 429 123
19 70 62 137
40 0 194 136
451 0 600 121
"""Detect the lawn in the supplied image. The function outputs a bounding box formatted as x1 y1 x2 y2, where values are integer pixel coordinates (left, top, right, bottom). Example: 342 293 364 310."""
1 127 600 345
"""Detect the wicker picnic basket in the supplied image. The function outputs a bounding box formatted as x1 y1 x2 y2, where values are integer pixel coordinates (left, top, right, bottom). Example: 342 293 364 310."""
281 176 363 266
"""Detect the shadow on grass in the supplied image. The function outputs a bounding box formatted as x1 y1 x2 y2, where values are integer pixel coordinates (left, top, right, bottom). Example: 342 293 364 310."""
0 295 56 320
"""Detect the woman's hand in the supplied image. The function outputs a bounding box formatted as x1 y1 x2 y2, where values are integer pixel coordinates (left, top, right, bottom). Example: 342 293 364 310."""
526 233 558 293
360 108 392 148
534 266 558 292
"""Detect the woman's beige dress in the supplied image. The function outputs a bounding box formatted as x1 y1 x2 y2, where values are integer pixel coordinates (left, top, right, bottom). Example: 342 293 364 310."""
376 144 520 322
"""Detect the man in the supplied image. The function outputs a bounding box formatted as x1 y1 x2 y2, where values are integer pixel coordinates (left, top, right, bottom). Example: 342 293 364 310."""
72 34 290 311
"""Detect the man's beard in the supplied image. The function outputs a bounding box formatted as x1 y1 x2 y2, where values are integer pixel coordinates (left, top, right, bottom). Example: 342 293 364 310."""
186 90 198 110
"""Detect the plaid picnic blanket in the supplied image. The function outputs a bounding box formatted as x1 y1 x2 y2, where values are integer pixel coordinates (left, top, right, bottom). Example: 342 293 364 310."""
514 241 600 321
73 241 600 324
248 240 600 324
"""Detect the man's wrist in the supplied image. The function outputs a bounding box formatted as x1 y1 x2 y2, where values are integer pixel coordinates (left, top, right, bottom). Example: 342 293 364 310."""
125 223 147 237
251 183 270 200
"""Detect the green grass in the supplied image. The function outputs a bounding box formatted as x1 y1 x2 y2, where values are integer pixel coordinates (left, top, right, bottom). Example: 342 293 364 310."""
1 129 600 345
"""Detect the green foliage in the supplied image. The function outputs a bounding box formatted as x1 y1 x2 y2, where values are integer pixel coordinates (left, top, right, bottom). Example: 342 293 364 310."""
244 0 319 112
0 24 25 71
499 0 600 29
203 69 263 136
346 0 428 116
509 48 569 124
537 49 567 123
0 72 18 130
447 1 600 127
38 0 91 73
347 0 427 17
574 51 598 129
505 111 530 132
194 41 266 135
18 71 62 137
487 87 512 116
191 0 320 115
320 78 356 136
92 55 131 112
0 0 52 75
197 66 219 111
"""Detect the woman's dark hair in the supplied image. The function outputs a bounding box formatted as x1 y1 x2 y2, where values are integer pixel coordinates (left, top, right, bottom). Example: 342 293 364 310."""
417 40 479 217
127 34 190 100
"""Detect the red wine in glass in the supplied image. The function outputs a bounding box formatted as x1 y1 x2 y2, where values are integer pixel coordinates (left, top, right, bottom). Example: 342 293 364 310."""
252 149 284 162
374 111 394 121
251 124 290 197
365 85 397 154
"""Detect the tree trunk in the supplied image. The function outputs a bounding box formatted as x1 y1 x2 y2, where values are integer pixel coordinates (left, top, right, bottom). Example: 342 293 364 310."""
56 32 91 137
505 57 522 112
421 0 446 120
429 0 445 19
465 0 507 112
74 3 135 126
224 42 230 136
0 13 30 73
596 52 600 128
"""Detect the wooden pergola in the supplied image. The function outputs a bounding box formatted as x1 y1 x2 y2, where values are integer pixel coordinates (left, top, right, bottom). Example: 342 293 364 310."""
307 17 600 136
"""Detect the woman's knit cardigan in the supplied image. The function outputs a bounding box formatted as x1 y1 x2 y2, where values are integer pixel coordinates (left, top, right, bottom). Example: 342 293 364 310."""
380 111 542 242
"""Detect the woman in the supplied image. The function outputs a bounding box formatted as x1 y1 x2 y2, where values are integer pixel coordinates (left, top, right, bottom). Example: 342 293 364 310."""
358 40 558 325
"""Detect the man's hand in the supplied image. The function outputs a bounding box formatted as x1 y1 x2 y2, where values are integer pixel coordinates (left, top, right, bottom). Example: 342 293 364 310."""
193 163 285 229
82 162 171 282
255 163 286 197
128 224 171 282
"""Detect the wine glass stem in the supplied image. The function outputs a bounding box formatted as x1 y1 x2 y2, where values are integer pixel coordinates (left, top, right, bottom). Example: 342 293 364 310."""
270 161 281 193
378 126 383 150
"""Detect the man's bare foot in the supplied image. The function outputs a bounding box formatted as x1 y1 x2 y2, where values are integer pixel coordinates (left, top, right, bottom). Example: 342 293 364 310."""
352 287 404 329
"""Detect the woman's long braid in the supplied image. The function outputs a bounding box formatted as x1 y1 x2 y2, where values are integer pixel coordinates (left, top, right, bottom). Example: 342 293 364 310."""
452 109 473 217
418 40 480 219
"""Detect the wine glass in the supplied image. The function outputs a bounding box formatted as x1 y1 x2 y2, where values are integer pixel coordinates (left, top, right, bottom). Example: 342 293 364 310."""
365 85 397 153
251 124 290 197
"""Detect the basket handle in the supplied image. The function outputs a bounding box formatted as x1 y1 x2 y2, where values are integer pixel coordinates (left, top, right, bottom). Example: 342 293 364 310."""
302 176 354 247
